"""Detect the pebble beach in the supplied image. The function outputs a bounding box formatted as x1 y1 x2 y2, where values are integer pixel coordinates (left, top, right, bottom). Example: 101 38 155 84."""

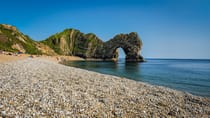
0 58 209 117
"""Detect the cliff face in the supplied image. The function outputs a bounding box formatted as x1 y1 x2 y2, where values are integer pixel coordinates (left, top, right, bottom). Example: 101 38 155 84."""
0 24 144 62
43 30 144 62
42 29 104 58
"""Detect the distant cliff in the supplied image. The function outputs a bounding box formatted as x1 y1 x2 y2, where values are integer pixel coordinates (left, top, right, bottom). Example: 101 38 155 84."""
0 24 144 62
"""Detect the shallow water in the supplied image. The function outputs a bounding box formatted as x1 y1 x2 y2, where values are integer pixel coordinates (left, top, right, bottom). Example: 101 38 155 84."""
64 59 210 97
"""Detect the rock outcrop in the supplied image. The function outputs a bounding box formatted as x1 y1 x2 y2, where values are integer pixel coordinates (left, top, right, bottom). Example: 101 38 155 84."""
101 32 144 62
41 29 104 58
43 29 144 62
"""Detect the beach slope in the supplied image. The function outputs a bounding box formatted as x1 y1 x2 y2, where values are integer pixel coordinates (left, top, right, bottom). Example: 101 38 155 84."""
0 58 209 117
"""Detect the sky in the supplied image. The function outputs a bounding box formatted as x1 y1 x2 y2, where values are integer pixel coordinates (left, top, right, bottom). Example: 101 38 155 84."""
0 0 210 59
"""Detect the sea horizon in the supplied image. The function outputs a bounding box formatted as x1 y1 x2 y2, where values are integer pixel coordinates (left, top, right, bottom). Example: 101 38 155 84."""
139 57 210 61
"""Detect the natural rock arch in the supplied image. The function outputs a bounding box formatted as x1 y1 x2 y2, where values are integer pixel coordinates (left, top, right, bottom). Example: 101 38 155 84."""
42 28 144 62
102 32 144 62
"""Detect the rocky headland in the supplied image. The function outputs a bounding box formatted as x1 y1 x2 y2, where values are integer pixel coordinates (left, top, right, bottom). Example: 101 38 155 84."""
0 24 144 62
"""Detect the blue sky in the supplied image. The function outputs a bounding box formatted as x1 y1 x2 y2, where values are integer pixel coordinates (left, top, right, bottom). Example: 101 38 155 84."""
1 0 210 59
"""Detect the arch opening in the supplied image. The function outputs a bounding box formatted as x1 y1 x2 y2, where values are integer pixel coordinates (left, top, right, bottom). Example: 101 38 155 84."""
112 47 127 62
118 47 126 60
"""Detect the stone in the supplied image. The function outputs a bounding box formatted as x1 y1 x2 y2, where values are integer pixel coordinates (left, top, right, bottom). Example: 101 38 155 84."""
1 111 6 117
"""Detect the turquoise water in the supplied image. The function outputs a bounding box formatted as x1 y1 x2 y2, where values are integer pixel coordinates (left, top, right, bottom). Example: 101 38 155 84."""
64 59 210 98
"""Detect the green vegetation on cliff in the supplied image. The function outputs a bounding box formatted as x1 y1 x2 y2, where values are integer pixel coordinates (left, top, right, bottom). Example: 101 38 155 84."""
42 29 104 58
0 24 41 54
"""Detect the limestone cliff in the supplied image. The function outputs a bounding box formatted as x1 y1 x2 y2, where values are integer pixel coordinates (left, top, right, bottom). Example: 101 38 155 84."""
41 29 104 58
43 29 144 62
103 32 144 62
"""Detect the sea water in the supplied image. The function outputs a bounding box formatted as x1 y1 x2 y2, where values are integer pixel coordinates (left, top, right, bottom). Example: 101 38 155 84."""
64 59 210 98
